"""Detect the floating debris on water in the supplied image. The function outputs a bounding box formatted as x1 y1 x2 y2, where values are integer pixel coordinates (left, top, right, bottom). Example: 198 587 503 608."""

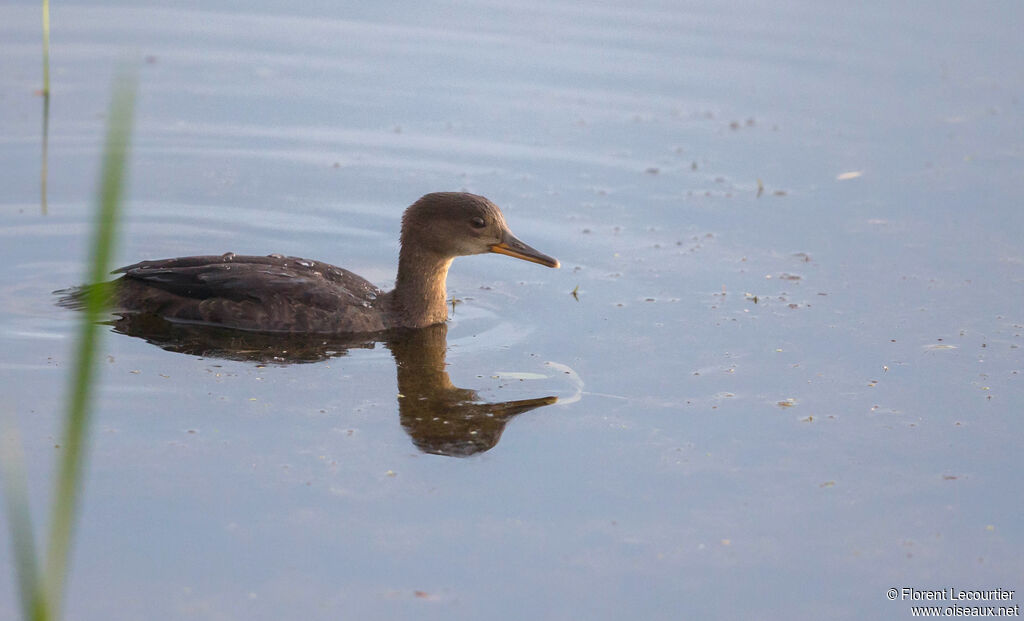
492 371 548 380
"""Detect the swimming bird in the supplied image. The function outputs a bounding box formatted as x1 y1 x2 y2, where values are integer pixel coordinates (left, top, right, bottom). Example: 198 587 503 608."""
76 192 559 333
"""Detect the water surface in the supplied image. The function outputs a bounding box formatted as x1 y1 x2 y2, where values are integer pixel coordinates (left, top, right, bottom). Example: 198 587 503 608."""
1 1 1022 619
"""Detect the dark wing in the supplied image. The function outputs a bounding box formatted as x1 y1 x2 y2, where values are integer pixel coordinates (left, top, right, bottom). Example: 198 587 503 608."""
113 254 388 333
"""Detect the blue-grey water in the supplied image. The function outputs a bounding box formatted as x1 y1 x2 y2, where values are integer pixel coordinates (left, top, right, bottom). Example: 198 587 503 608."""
1 1 1022 619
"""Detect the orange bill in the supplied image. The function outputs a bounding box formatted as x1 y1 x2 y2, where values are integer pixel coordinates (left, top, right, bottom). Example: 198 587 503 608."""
490 232 560 268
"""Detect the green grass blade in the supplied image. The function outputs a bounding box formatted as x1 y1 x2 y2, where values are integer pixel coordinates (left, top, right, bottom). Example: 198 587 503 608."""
0 410 49 621
42 0 50 97
42 71 136 620
41 91 50 216
41 0 51 215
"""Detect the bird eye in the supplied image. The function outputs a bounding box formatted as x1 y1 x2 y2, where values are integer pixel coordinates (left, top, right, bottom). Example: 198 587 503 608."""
470 216 486 229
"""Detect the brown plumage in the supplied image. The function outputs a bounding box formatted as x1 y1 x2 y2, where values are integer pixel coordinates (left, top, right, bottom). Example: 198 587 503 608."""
60 192 559 333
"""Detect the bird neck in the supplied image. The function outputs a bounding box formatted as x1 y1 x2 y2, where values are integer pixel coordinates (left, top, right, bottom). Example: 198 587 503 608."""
389 245 453 328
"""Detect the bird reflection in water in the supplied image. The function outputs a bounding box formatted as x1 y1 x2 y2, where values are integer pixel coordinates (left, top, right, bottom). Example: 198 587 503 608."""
107 314 556 457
